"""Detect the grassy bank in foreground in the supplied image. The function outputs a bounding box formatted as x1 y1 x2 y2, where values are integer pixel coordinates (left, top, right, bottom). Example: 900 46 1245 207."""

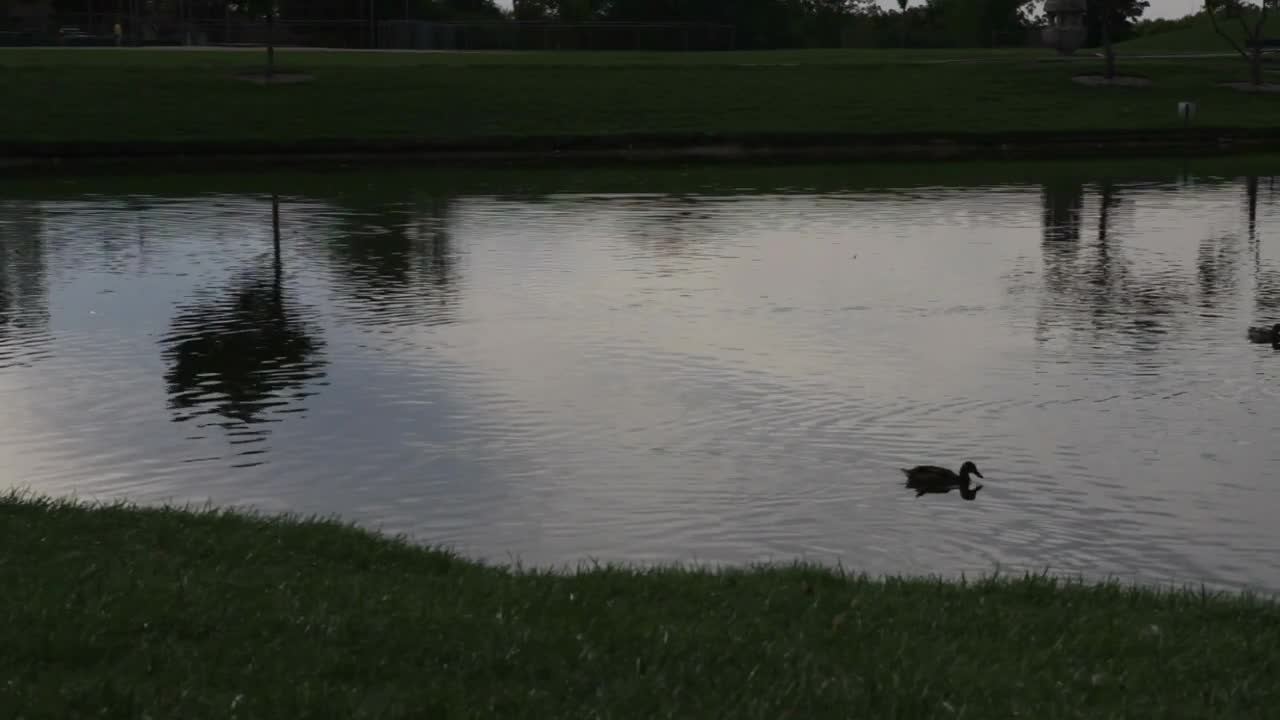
2 494 1278 718
0 48 1277 155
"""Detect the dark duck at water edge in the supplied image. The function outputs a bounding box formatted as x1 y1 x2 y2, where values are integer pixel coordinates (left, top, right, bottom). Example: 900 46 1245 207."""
1247 323 1280 346
902 461 984 500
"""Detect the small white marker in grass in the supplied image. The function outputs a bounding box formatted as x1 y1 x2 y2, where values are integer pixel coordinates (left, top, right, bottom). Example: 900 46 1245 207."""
1177 101 1197 128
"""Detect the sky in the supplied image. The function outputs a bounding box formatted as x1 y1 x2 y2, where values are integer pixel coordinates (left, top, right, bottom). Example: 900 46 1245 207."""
490 0 1203 21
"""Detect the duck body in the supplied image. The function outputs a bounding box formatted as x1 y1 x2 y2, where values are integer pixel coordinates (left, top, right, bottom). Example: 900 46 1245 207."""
902 461 984 501
1248 323 1280 345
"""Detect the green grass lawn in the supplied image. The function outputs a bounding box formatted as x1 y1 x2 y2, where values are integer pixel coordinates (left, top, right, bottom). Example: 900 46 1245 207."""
0 47 1276 151
2 492 1278 718
7 152 1280 199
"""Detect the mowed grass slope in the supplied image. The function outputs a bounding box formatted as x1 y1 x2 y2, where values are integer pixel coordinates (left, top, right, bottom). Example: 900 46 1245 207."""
1120 12 1265 53
2 493 1279 718
0 48 1276 148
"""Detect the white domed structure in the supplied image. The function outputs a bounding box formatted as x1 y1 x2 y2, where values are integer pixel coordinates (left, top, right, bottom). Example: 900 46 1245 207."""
1043 0 1088 55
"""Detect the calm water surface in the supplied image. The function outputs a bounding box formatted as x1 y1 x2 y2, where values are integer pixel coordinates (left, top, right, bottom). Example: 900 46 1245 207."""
3 162 1280 591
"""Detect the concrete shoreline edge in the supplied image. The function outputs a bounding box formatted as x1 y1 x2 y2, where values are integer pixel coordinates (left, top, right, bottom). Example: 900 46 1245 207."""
3 128 1280 171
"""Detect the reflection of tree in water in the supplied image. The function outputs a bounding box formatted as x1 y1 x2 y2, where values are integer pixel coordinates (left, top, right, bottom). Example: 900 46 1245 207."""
1195 176 1267 312
93 197 152 276
160 196 327 437
1247 175 1280 318
1197 234 1241 312
0 201 50 366
1125 278 1187 350
616 194 721 263
1034 180 1190 348
1087 180 1124 313
327 196 459 328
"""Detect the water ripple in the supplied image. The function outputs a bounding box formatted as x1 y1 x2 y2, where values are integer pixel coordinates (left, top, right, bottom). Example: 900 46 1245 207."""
2 167 1280 593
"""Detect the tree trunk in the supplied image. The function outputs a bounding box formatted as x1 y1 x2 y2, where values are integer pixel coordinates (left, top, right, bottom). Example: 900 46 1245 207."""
266 5 275 80
1247 175 1258 247
272 193 282 286
1100 4 1115 80
1206 2 1270 87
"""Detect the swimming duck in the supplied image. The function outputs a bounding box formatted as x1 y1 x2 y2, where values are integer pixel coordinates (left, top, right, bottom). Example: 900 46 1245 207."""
1247 323 1280 346
902 461 984 501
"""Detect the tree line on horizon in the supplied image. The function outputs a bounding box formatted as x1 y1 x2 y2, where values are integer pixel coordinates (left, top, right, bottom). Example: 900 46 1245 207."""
44 0 1157 49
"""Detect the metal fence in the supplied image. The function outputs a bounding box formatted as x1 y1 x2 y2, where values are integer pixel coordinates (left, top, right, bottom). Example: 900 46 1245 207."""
3 12 378 48
3 11 194 45
200 20 373 48
376 21 737 52
3 12 737 51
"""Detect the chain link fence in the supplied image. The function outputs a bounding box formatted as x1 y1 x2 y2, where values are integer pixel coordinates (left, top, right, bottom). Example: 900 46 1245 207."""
3 9 736 51
376 21 736 51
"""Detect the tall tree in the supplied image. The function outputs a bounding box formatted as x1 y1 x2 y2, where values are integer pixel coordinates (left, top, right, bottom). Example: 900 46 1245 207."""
1204 0 1276 85
266 0 275 78
555 0 595 22
897 0 909 46
918 0 1036 48
596 0 866 48
434 0 503 20
1083 0 1149 46
1097 0 1116 78
513 0 556 20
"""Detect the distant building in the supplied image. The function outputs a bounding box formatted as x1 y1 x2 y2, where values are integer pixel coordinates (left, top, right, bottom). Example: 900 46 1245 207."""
1042 0 1087 55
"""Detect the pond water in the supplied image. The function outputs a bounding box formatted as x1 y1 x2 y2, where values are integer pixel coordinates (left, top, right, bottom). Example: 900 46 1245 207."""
3 159 1280 591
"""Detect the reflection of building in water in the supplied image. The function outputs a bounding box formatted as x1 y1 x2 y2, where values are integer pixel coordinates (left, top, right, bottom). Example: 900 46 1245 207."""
0 200 50 366
1041 180 1085 244
1039 181 1085 298
326 195 460 328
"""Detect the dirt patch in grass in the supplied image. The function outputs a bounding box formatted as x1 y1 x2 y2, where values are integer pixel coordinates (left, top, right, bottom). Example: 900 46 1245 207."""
1218 81 1280 94
1072 74 1152 87
235 72 314 85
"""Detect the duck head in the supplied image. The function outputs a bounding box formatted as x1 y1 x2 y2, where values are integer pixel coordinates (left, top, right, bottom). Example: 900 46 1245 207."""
959 461 983 480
